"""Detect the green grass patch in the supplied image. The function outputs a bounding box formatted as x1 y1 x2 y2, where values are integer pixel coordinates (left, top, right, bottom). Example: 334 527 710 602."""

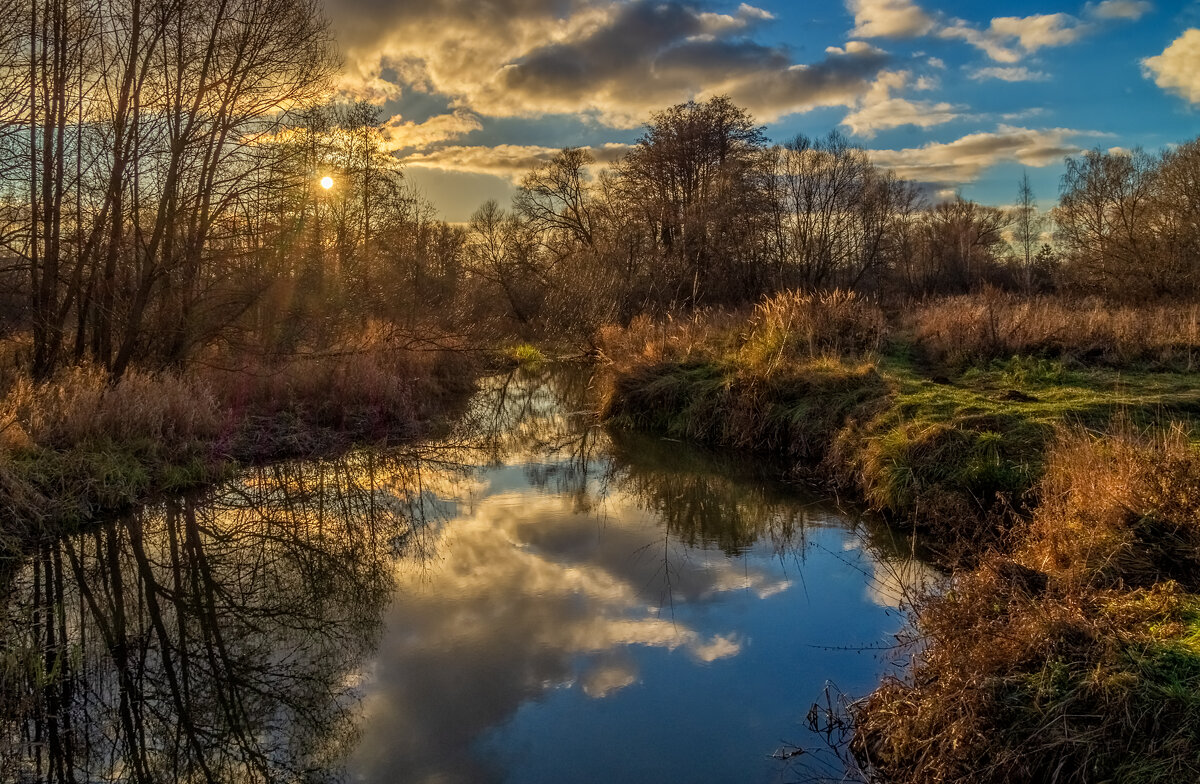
508 343 546 367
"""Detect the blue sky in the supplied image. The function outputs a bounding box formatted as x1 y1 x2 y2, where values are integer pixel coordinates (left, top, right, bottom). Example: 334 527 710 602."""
322 0 1200 220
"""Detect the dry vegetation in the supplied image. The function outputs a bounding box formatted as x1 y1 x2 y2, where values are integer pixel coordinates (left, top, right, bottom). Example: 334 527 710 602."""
0 327 475 539
855 425 1200 784
911 291 1200 370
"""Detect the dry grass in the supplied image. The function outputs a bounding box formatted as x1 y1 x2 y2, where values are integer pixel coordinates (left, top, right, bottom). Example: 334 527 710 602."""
911 291 1200 369
1 364 221 456
855 423 1200 783
1022 422 1200 591
741 289 886 372
595 310 744 370
0 322 477 536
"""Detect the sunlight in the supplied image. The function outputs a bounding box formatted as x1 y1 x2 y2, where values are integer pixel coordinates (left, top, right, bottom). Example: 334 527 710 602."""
320 176 334 190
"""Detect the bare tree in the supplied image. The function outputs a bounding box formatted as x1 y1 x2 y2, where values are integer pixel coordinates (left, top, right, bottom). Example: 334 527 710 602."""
1013 171 1045 292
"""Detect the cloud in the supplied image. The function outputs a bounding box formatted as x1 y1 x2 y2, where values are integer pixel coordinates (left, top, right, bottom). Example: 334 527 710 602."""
1143 29 1200 105
989 13 1088 50
868 125 1104 184
970 66 1050 82
1086 0 1152 20
401 143 633 180
845 1 1135 63
328 0 890 130
939 13 1090 62
841 70 963 137
846 0 934 38
381 110 483 151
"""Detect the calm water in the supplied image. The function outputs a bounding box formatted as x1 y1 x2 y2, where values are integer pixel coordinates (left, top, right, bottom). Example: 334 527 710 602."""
1 367 930 783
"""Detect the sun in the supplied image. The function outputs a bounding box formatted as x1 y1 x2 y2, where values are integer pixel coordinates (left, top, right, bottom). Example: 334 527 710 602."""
319 176 333 190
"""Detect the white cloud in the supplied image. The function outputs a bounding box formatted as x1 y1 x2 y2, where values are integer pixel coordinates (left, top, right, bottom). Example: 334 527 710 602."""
937 20 1021 63
1143 29 1200 105
1086 0 1152 20
989 13 1088 51
846 1 1135 63
868 125 1104 184
970 66 1050 82
846 0 935 38
841 70 963 137
330 0 889 130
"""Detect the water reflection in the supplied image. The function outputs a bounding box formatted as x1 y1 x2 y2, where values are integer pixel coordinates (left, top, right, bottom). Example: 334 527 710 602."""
1 366 931 783
0 452 441 782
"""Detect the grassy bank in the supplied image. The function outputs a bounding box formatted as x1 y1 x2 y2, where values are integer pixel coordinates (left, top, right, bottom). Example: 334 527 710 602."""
600 293 1200 553
0 328 477 549
596 290 1200 781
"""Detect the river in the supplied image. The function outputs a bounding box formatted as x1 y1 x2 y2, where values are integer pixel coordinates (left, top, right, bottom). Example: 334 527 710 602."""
1 366 931 783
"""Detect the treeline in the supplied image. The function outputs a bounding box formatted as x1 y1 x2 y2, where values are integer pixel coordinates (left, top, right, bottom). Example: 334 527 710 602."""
462 97 1200 332
4 3 1200 382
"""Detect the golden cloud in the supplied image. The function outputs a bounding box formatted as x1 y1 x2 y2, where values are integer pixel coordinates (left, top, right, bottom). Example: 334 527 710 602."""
1143 29 1200 105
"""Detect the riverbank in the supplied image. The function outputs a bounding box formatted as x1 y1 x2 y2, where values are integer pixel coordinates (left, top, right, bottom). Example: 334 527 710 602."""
0 331 477 550
596 290 1200 782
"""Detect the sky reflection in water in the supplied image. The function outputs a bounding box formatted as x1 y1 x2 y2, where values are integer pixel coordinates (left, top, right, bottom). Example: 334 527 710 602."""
345 368 931 784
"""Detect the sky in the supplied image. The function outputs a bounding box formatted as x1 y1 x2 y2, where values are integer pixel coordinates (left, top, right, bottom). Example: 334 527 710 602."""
319 0 1200 221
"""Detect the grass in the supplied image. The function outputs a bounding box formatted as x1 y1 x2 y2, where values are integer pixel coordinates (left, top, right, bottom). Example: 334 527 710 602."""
854 425 1200 783
600 295 1200 554
910 290 1200 371
507 342 546 367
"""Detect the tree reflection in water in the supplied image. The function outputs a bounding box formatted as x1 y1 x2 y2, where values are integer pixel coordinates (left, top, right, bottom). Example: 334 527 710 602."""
0 450 454 782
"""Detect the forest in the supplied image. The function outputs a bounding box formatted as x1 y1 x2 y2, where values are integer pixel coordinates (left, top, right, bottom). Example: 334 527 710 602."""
4 0 1200 781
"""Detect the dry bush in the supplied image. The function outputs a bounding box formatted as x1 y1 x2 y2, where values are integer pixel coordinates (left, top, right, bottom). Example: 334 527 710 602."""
741 289 885 372
912 290 1200 368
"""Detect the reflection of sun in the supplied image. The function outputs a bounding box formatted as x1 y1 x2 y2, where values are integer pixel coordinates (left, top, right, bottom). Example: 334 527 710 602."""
320 176 334 190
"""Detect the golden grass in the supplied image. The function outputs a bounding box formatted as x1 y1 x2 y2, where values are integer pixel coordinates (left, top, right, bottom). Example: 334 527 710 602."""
911 290 1200 368
0 364 221 455
741 289 886 372
855 423 1200 783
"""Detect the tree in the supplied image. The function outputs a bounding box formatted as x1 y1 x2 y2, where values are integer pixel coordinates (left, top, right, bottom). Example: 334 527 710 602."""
619 95 769 305
1 0 337 376
464 200 544 325
514 147 596 251
1013 171 1045 292
1054 147 1159 298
